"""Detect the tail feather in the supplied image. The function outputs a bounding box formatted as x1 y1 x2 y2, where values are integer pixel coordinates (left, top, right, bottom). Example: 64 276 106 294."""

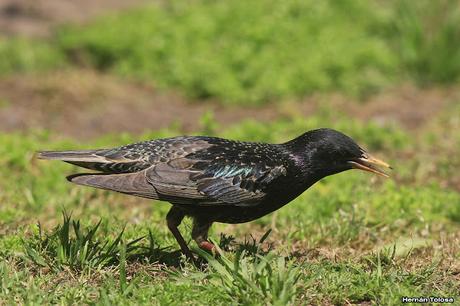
37 150 108 162
37 149 146 173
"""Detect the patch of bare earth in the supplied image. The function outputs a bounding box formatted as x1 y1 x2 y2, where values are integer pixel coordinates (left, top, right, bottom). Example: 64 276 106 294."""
0 70 279 139
323 85 460 130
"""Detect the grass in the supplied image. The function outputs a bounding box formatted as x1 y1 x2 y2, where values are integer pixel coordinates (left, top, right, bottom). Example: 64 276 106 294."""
22 212 146 272
0 106 459 304
192 247 300 305
0 37 65 76
389 0 460 84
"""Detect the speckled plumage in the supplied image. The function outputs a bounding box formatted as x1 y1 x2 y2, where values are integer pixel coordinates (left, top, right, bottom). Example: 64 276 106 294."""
38 128 389 259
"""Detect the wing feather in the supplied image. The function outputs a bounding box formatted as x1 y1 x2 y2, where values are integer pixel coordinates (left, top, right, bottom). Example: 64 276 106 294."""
67 171 158 199
145 157 287 206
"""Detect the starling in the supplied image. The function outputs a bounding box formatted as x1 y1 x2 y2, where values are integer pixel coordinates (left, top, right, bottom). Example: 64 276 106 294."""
38 128 390 259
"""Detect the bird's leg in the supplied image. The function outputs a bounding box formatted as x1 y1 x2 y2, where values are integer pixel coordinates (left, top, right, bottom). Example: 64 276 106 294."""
192 219 214 253
166 207 194 260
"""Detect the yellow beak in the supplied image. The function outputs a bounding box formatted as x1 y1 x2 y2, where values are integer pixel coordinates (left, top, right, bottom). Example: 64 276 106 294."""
348 153 392 178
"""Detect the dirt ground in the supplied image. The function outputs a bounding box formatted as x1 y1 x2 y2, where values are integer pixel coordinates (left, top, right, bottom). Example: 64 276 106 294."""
0 70 283 138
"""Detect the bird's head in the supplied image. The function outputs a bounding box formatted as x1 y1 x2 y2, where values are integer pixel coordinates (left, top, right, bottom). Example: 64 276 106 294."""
288 128 391 178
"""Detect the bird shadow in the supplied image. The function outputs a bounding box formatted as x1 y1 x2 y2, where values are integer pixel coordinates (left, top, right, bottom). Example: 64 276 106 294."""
123 230 188 268
126 248 186 268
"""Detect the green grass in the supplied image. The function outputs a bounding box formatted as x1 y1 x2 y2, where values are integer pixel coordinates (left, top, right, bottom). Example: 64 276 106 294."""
22 212 148 272
0 37 65 75
389 0 460 84
1 107 459 304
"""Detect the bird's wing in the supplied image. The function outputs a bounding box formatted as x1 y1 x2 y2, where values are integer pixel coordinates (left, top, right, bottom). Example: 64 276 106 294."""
146 157 287 206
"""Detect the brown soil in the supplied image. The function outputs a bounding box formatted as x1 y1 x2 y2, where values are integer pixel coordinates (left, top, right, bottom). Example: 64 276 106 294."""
324 85 459 129
277 85 460 131
0 70 281 139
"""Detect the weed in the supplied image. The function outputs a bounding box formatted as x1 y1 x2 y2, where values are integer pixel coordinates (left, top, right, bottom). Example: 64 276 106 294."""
22 212 143 271
194 246 300 305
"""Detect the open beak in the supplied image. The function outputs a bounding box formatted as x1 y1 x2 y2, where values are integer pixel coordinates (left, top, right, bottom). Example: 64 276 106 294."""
348 152 392 178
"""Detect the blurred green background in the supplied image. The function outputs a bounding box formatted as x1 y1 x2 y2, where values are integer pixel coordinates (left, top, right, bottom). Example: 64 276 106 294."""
0 0 459 304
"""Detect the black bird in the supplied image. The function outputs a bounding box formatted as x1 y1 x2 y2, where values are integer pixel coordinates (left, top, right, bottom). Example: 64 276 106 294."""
38 128 390 259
